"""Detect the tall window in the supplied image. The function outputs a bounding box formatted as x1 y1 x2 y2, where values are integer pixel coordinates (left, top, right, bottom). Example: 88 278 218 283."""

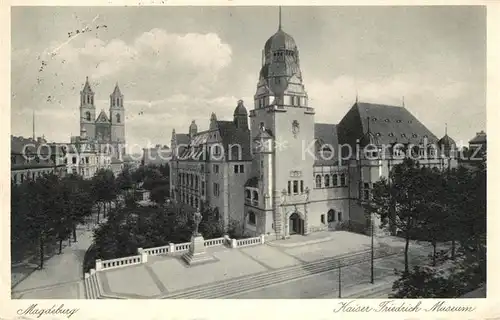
363 183 370 200
315 175 322 188
332 174 338 186
246 189 251 199
324 175 330 187
116 113 121 123
239 165 244 173
85 111 91 121
248 211 256 225
253 191 259 202
213 164 219 173
213 183 220 197
293 180 299 194
201 181 205 196
288 181 292 194
328 209 335 222
340 173 346 186
300 180 304 193
338 212 343 221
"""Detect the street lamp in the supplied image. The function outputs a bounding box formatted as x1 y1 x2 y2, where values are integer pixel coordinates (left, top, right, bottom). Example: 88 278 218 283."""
338 264 342 298
371 213 374 284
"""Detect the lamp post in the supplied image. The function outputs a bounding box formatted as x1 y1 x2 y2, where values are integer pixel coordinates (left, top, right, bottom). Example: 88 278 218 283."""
338 264 342 298
370 213 374 284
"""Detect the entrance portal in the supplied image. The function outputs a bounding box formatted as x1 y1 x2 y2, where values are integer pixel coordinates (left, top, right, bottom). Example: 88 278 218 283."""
289 212 305 235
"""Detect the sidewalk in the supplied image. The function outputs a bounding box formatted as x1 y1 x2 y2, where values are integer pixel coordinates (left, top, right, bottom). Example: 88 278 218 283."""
12 225 94 299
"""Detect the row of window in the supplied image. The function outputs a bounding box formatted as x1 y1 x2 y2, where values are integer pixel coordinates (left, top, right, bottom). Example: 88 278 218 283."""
83 95 94 105
234 165 245 174
180 193 199 208
245 189 259 204
315 173 347 188
371 117 413 124
320 209 343 224
11 170 54 184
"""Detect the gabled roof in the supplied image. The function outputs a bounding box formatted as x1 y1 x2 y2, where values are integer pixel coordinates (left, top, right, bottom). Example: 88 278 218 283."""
314 123 338 166
337 102 438 150
96 110 109 123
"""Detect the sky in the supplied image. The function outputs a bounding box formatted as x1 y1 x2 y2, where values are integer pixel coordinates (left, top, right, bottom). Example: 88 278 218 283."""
11 6 486 150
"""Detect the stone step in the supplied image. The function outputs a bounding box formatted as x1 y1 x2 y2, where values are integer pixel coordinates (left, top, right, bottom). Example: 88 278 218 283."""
91 273 101 299
165 246 401 299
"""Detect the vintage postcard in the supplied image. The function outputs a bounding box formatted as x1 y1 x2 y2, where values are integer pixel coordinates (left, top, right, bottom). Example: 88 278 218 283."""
2 2 498 320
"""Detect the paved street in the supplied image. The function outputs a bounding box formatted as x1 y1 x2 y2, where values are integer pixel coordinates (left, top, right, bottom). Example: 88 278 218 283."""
229 245 430 299
12 225 94 299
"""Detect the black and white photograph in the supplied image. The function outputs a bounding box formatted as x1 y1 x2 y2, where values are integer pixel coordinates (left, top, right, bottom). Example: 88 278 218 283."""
8 5 487 303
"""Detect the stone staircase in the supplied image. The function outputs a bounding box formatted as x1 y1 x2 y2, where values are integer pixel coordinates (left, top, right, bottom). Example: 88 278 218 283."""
83 245 403 299
161 245 403 299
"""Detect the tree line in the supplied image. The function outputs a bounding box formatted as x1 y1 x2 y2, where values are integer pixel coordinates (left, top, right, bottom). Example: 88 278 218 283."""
364 158 486 297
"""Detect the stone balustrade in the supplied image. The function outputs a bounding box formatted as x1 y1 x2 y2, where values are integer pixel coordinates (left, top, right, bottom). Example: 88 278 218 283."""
235 234 265 248
204 237 225 247
144 245 170 256
96 255 143 271
94 234 266 272
174 242 191 252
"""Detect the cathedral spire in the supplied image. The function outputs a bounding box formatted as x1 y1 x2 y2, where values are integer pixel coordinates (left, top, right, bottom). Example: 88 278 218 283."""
445 123 448 136
278 6 282 30
32 109 35 140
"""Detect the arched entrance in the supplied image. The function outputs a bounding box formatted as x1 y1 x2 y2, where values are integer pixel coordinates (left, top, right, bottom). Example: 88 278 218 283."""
289 211 305 235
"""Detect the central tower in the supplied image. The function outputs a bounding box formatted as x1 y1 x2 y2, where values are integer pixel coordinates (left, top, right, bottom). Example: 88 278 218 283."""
250 8 315 238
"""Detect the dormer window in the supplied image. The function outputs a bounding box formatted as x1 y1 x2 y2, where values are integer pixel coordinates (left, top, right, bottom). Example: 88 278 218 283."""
396 120 402 123
388 133 394 137
408 120 413 124
372 118 377 121
384 119 390 122
401 133 407 138
412 134 418 138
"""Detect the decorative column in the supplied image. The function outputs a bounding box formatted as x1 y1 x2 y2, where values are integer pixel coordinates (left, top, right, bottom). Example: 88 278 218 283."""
303 187 310 235
272 190 282 239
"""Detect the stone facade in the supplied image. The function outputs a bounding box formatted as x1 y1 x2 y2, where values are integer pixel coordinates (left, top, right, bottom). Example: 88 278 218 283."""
170 20 457 239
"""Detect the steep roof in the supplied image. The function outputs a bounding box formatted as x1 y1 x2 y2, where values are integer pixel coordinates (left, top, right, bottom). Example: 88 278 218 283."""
337 102 439 150
314 123 338 166
469 131 486 144
216 120 252 161
82 76 93 93
111 83 122 96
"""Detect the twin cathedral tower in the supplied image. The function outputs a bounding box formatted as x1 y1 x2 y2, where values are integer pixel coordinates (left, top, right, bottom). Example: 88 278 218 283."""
78 76 126 156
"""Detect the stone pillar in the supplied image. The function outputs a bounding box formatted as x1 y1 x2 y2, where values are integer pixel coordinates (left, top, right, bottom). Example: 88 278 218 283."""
303 203 310 236
95 259 102 271
272 190 282 239
169 242 175 254
283 207 290 239
138 248 147 263
260 234 266 244
231 238 238 248
90 268 96 275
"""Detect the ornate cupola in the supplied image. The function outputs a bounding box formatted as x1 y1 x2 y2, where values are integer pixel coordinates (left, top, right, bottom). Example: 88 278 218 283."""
438 124 456 157
233 99 248 130
254 7 308 110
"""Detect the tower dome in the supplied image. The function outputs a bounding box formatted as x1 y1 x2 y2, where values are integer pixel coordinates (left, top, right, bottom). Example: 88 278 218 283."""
233 99 248 116
438 134 456 148
264 29 297 53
